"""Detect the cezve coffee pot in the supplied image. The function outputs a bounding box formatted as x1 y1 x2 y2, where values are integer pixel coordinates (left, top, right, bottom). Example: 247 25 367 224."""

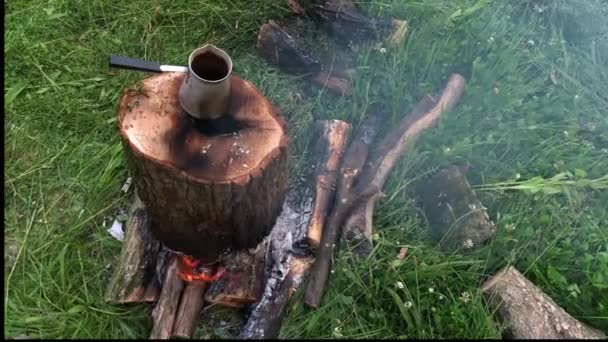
109 44 233 120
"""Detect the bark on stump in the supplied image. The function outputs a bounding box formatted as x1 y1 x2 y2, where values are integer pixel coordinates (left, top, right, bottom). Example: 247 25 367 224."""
481 266 606 339
417 165 495 252
118 72 289 261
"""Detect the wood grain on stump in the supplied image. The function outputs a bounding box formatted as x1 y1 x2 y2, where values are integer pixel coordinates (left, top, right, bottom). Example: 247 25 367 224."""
118 72 289 261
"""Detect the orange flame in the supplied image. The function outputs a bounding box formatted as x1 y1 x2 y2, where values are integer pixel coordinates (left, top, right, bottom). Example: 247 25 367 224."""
177 255 226 283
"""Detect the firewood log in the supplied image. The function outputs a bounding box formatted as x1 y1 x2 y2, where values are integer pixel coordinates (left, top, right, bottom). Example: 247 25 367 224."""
482 266 606 339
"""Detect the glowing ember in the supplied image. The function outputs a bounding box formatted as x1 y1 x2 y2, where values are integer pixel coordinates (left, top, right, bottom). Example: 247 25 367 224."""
177 255 226 283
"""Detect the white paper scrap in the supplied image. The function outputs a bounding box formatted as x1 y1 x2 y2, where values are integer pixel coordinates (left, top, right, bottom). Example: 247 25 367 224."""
107 219 124 242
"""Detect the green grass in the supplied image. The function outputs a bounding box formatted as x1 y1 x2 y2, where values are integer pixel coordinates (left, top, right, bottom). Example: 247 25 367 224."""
4 0 608 339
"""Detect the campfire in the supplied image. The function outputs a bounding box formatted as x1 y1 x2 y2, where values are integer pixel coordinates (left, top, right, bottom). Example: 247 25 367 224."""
104 0 606 340
176 255 225 283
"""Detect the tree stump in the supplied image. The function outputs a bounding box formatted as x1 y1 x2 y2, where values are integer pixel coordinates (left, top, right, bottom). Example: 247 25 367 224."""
118 72 289 261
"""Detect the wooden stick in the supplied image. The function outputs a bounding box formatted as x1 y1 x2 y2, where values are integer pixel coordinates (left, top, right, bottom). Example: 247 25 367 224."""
481 266 606 339
307 120 351 248
172 282 207 339
149 256 184 339
105 194 161 304
337 113 382 256
304 74 467 308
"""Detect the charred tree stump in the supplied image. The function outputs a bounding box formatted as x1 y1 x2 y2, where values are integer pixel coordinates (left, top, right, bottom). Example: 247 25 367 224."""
104 194 161 304
307 120 351 248
417 165 495 252
305 74 467 308
481 266 606 339
256 20 352 96
238 120 350 339
118 72 289 261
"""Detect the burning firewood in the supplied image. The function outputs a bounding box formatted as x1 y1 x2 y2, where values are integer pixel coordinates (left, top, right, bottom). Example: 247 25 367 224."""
304 74 467 308
104 194 161 304
481 266 606 339
204 244 267 308
256 20 352 96
416 165 495 252
238 120 351 339
287 0 408 47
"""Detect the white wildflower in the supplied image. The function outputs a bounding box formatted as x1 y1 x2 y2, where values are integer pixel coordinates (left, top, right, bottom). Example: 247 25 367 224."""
428 288 435 293
404 301 413 309
373 233 380 241
505 223 516 232
574 94 580 100
527 39 535 46
444 147 452 154
563 130 569 137
333 326 343 338
395 281 405 289
463 239 474 249
515 173 521 179
438 295 445 300
459 291 471 303
379 47 387 54
488 36 495 43
601 148 608 154
431 307 437 312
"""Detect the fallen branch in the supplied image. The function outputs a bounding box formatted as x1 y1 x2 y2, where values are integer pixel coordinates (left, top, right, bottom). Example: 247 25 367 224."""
238 120 350 338
304 73 467 308
150 256 184 339
104 194 161 304
307 120 351 248
481 266 606 339
256 20 352 96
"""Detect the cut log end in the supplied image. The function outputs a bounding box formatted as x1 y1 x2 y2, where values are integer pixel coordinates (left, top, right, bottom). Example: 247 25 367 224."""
482 266 606 339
